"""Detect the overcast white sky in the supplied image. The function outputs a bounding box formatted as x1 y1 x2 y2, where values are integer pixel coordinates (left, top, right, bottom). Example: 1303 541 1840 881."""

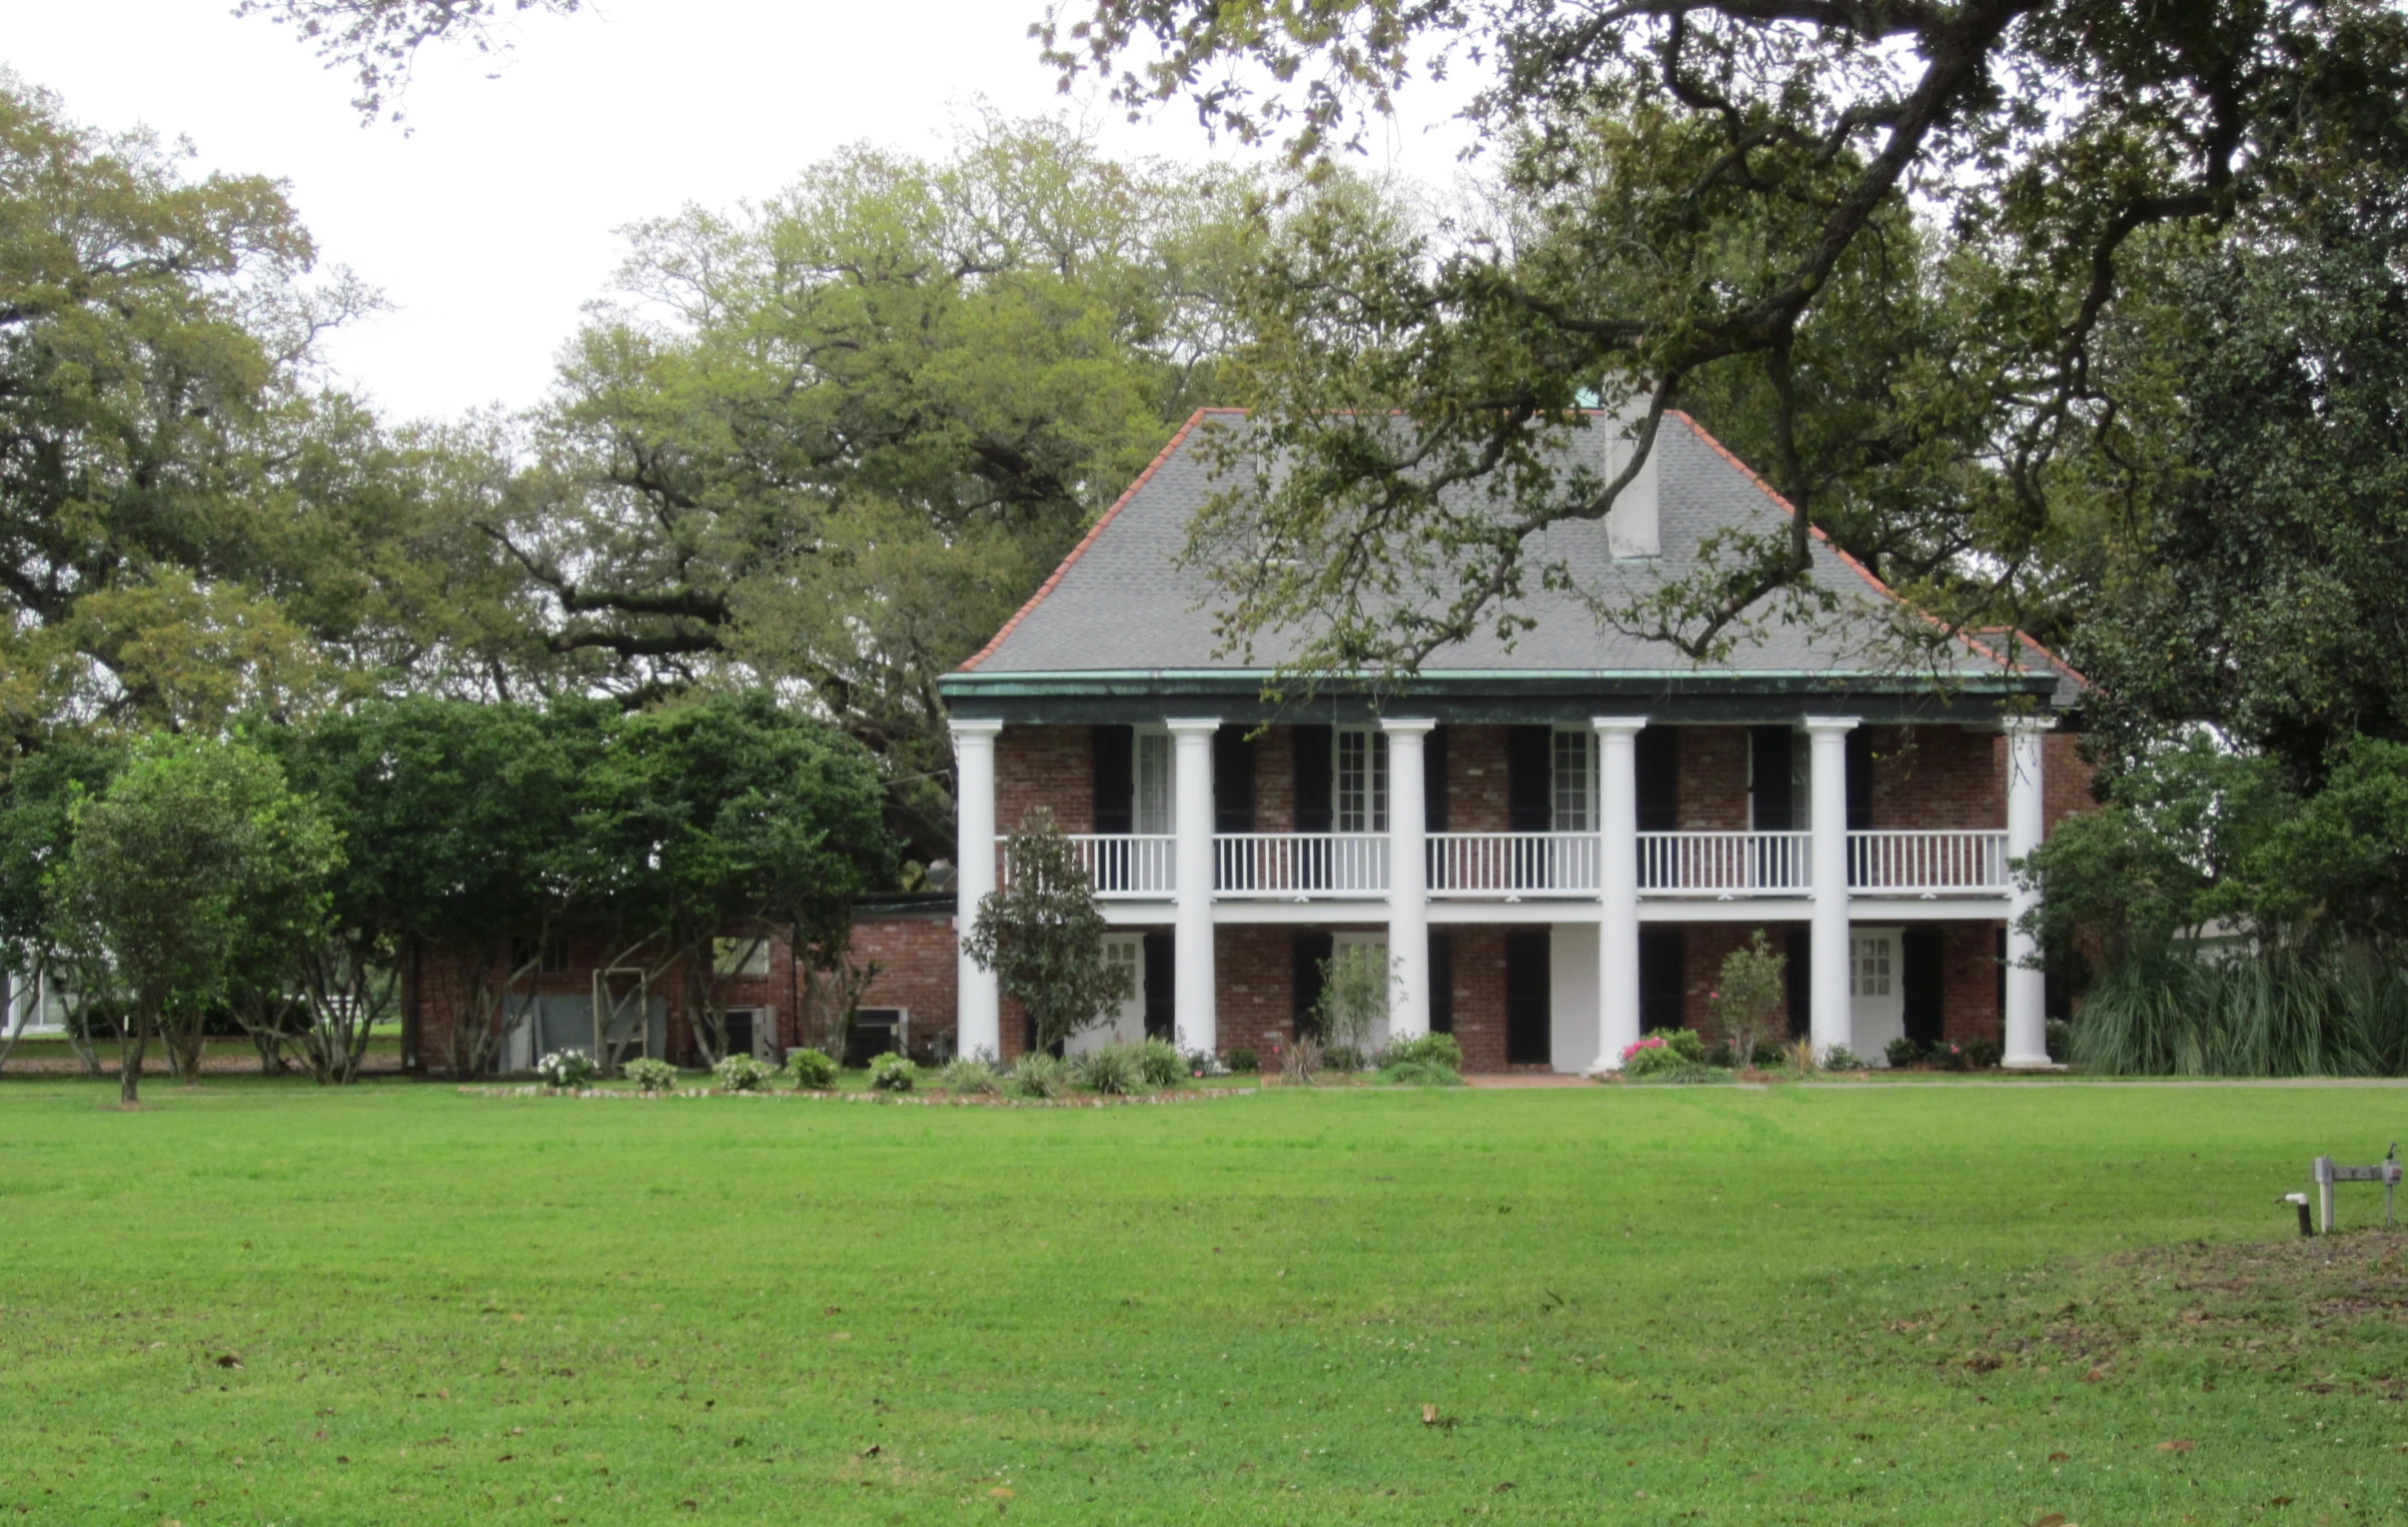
7 1 1479 425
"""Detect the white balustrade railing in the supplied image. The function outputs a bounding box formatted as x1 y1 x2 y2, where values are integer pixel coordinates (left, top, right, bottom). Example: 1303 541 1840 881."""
1427 832 1599 895
1637 830 1811 895
1002 827 2008 901
999 834 1176 897
1213 832 1389 896
1847 829 2008 892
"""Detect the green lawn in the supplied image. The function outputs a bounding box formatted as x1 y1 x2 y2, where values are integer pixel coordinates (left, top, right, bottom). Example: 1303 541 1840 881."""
2 1078 2402 1524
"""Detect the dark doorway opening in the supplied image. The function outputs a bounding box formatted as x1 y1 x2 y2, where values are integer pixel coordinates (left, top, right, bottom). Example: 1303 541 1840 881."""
1504 929 1551 1065
1901 926 1944 1046
1640 926 1686 1032
1143 930 1176 1041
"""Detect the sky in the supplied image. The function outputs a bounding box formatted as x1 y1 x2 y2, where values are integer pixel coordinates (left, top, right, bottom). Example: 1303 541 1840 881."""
7 1 1481 426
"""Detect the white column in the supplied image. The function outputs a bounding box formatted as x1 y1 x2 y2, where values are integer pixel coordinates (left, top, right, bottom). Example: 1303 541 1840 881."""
1589 718 1647 1071
1806 717 1859 1060
951 718 1004 1061
1168 718 1221 1056
2003 716 2054 1067
1382 719 1436 1042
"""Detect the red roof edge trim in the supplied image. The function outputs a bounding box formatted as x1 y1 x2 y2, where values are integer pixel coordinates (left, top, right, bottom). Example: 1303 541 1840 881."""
953 409 1238 674
1666 410 2014 670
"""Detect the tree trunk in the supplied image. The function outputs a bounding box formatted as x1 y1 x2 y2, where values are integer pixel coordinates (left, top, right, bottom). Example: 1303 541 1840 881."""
119 999 154 1106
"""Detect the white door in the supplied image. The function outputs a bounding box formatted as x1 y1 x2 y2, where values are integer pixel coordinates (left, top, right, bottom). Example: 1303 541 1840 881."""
1067 934 1149 1053
1849 926 1905 1063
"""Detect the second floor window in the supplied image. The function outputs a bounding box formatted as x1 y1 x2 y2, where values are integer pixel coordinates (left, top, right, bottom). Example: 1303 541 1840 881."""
1336 728 1388 832
1134 731 1172 834
1551 730 1595 831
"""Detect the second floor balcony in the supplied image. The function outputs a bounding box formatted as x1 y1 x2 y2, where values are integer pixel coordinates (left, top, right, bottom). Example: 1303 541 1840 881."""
1039 826 2010 902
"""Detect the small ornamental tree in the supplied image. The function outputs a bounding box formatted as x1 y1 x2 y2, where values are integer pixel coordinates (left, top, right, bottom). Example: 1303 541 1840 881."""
963 809 1132 1056
49 736 338 1105
1312 943 1390 1062
1708 930 1787 1072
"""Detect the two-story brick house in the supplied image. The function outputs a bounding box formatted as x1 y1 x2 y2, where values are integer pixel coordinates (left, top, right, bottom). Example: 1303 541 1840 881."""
929 407 2087 1072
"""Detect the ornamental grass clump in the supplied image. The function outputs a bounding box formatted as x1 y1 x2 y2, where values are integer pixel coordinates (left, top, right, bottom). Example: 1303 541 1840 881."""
1133 1037 1184 1087
938 1054 1002 1095
713 1052 775 1092
784 1047 838 1089
534 1050 598 1091
1073 1042 1142 1095
622 1057 678 1094
1009 1052 1068 1099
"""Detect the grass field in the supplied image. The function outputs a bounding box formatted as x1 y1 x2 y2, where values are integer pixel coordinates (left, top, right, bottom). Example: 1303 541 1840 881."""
2 1078 2404 1524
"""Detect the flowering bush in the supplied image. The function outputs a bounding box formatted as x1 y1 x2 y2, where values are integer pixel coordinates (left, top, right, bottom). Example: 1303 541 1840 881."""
1621 1027 1707 1078
784 1047 838 1089
622 1057 678 1093
868 1051 918 1092
535 1050 598 1091
713 1052 776 1091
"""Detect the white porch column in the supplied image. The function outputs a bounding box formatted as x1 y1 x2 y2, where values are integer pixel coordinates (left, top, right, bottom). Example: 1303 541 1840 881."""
951 718 1004 1060
1168 718 1222 1056
2003 716 2054 1068
1382 719 1436 1042
1590 717 1648 1071
1806 717 1859 1060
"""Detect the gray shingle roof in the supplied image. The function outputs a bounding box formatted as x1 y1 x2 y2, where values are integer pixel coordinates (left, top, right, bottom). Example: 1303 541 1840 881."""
949 409 2077 702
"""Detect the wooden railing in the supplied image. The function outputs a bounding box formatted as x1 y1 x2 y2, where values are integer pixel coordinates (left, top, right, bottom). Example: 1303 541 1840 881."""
1427 831 1599 895
1637 831 1812 895
1846 829 2008 892
1213 833 1389 896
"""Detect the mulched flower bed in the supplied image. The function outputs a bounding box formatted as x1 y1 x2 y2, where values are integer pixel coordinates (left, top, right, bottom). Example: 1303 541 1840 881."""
458 1084 1256 1107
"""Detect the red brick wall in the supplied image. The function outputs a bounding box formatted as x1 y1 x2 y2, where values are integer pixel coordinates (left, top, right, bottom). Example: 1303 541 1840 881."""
1942 920 2003 1043
997 726 1092 834
2042 731 2096 835
1254 726 1295 833
1678 728 1751 830
1442 925 1509 1072
1679 921 1806 1039
1870 726 1999 830
843 913 959 1056
1216 925 1294 1056
1447 726 1514 831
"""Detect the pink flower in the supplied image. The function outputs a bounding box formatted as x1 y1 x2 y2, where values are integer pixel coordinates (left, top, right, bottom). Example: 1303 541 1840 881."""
1618 1036 1669 1064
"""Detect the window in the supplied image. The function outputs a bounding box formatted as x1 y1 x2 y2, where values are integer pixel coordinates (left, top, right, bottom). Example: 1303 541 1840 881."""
1551 730 1594 831
513 933 570 975
1335 728 1388 832
1851 934 1893 998
1134 731 1173 834
1103 937 1142 1022
713 936 771 976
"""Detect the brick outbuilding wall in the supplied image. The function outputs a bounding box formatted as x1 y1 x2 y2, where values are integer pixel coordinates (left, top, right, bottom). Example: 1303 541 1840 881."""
842 911 960 1057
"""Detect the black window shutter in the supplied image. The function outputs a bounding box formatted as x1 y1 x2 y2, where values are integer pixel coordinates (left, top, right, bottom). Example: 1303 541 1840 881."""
1507 726 1552 832
1143 931 1176 1041
1214 726 1255 833
1751 726 1796 831
1293 726 1334 834
1292 930 1333 1037
1636 727 1680 831
1784 926 1812 1040
1424 726 1450 833
1428 929 1454 1034
1639 925 1686 1030
1091 726 1134 834
1845 728 1874 830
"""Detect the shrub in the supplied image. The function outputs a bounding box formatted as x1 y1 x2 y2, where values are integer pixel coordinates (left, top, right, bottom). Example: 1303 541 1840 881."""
1313 943 1391 1057
868 1052 918 1092
1966 1038 2004 1069
1226 1046 1261 1073
622 1057 678 1094
784 1047 838 1089
1821 1045 1867 1071
938 1055 1001 1095
1620 1027 1704 1077
1708 931 1787 1071
713 1052 776 1092
1133 1037 1185 1087
1278 1036 1323 1085
1383 1059 1467 1087
1935 1041 1970 1072
1074 1043 1142 1095
535 1050 598 1091
2044 1017 2071 1063
1752 1041 1789 1068
1321 1043 1367 1073
1884 1036 1923 1069
1381 1032 1465 1072
1621 1060 1735 1085
1181 1043 1225 1077
1009 1052 1068 1099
